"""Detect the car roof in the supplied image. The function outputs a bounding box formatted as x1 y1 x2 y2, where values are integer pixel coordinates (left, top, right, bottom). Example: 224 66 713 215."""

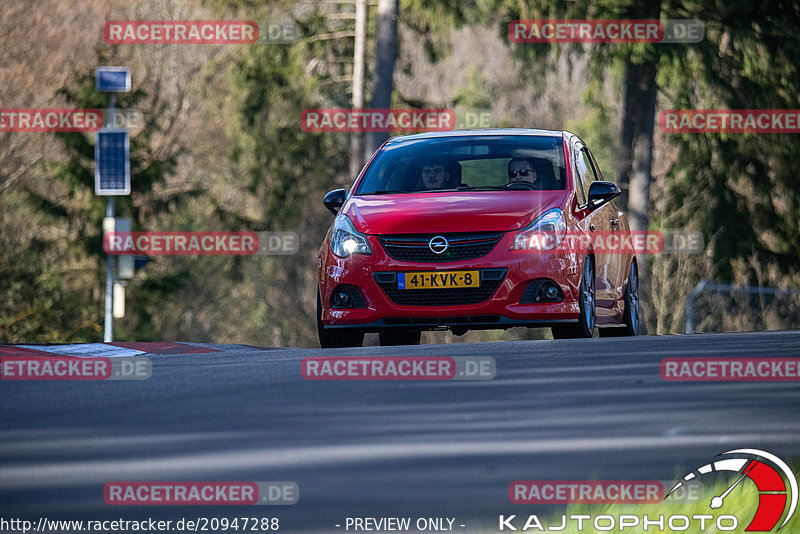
383 128 570 146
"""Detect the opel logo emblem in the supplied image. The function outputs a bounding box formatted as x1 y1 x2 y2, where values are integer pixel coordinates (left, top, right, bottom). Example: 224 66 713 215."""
428 235 449 254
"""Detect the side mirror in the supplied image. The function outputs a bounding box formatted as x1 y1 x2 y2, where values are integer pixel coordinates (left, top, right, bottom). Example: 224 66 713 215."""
587 181 621 210
323 188 347 215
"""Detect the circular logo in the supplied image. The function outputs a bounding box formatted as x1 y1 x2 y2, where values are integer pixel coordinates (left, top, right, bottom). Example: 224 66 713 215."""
666 448 797 532
428 236 449 254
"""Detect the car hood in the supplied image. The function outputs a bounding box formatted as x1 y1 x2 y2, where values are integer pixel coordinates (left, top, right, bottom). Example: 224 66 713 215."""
342 191 567 234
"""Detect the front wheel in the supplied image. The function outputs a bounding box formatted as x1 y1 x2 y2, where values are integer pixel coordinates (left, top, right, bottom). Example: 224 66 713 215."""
317 292 364 348
551 255 595 339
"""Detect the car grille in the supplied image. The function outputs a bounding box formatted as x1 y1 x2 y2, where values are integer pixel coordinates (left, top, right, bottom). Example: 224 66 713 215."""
378 232 504 263
373 269 507 306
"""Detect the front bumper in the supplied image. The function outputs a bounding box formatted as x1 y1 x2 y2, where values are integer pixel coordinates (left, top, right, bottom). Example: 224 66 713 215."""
318 231 583 330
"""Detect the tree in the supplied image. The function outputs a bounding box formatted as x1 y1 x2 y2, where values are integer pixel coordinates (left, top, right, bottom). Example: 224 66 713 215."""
367 0 400 154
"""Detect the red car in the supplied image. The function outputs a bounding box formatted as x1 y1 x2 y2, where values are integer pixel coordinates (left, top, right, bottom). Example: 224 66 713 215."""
317 129 640 347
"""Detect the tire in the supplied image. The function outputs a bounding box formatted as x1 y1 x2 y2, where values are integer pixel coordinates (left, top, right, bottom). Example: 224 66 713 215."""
317 292 364 348
551 255 595 339
378 329 422 346
599 260 640 337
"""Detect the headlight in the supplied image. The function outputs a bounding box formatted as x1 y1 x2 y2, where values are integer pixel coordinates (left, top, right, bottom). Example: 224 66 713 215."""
511 208 566 251
330 214 372 258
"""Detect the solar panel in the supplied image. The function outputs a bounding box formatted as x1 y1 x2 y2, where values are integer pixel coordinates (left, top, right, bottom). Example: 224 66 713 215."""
95 128 130 195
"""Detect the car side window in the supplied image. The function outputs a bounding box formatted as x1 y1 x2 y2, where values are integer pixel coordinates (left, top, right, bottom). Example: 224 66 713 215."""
585 148 605 182
574 146 597 205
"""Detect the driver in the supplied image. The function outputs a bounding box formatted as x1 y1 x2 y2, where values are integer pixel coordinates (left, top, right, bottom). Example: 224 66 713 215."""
507 157 538 184
420 160 450 190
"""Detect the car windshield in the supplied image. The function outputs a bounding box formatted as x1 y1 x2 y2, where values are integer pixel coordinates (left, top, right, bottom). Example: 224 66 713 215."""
355 135 567 195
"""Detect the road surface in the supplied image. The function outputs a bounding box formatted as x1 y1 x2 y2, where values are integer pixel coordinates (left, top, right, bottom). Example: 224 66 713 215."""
2 331 799 532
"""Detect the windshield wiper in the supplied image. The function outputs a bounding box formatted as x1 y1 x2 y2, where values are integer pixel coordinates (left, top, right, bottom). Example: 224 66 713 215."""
366 188 459 194
455 185 508 191
362 189 411 195
419 188 462 193
414 186 500 193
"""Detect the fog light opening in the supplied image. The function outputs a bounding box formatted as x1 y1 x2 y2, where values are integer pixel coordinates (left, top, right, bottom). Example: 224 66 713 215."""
330 284 367 309
544 283 560 300
522 279 564 304
331 287 354 308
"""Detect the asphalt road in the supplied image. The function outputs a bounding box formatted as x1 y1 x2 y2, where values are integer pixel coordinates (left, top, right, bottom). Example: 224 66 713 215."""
2 331 800 532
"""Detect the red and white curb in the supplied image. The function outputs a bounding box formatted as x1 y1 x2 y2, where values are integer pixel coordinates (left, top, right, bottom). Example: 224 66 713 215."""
0 342 222 358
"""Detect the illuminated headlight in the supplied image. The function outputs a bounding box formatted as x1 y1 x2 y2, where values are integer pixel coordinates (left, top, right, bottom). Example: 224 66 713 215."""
511 208 566 251
330 214 372 258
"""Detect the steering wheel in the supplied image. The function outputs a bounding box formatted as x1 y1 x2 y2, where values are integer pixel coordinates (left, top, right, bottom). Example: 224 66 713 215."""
505 181 537 190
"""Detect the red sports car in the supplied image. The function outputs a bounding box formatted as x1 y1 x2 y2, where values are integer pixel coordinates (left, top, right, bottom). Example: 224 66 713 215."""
317 129 640 347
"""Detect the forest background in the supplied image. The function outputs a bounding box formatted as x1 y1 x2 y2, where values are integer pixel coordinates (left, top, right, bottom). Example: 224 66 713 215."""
2 0 799 346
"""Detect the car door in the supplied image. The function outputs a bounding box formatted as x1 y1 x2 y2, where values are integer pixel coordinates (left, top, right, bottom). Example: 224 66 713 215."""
584 146 629 315
572 142 616 318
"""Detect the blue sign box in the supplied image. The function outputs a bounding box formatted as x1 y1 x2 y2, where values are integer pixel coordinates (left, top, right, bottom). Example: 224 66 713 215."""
96 67 131 92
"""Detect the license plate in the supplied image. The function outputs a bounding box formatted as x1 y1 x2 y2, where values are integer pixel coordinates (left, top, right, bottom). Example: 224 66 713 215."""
398 270 480 289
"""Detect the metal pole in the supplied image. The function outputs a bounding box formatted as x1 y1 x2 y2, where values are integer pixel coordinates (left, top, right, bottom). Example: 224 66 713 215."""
684 278 707 334
103 93 116 342
104 197 115 342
